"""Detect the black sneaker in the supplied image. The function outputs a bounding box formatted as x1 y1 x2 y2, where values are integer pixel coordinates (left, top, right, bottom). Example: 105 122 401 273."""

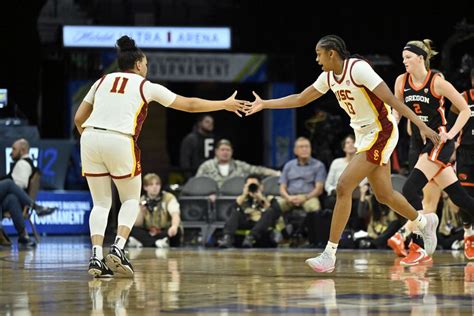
34 205 57 217
18 236 36 248
88 257 114 278
105 245 134 277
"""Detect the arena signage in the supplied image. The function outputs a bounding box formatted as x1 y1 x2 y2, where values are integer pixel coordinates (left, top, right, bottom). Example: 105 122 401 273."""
2 191 92 235
63 26 231 49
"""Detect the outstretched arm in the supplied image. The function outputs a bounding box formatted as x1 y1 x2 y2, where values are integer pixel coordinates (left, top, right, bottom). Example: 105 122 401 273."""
245 85 324 116
170 91 247 117
372 81 440 146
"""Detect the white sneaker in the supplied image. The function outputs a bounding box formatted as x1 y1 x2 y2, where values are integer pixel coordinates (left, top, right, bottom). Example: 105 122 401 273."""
418 213 439 255
155 237 169 249
126 236 143 248
305 252 336 273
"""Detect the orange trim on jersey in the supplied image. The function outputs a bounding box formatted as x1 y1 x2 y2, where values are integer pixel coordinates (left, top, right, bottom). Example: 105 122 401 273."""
408 70 431 91
470 89 474 101
428 126 447 164
349 59 363 88
461 182 474 187
430 72 442 99
333 59 349 84
437 105 447 125
400 73 408 97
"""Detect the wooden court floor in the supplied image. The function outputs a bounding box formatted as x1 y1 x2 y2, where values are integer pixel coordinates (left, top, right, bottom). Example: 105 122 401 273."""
1 237 474 315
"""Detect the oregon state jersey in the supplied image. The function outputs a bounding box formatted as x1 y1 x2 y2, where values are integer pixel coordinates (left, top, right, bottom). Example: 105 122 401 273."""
82 72 176 137
459 89 474 146
401 70 447 133
313 58 396 132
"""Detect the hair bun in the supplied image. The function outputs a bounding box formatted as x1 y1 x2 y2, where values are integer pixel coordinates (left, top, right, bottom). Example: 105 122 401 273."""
116 35 137 52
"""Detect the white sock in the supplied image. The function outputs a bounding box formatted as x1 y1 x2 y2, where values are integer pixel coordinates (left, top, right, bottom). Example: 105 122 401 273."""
114 236 127 249
325 241 338 257
413 213 427 230
92 245 103 260
465 226 474 237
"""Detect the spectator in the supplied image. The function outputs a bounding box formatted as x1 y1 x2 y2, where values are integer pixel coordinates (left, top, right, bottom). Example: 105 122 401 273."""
324 134 366 230
357 183 405 249
128 173 182 248
196 139 279 188
0 138 56 248
218 174 277 248
325 135 356 197
278 137 326 214
179 115 216 179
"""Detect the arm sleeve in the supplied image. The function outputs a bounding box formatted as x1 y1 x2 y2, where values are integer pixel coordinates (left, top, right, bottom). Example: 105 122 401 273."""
167 198 180 215
312 72 330 94
351 61 383 91
83 79 101 104
142 81 177 107
11 161 32 189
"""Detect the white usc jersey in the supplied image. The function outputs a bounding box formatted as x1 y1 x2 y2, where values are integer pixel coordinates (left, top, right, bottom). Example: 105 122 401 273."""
313 58 396 133
82 72 176 137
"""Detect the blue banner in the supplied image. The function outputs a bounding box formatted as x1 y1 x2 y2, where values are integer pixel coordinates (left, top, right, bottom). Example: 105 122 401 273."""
2 191 92 235
264 83 296 168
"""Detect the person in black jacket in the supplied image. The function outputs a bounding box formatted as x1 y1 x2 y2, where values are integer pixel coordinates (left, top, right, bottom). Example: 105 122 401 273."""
179 114 215 178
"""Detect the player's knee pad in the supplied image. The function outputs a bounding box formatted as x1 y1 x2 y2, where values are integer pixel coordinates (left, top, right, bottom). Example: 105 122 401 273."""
89 206 111 236
402 169 429 210
117 199 140 229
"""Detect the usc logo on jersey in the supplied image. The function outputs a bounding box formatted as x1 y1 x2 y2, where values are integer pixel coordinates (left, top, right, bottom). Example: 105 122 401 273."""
373 150 380 161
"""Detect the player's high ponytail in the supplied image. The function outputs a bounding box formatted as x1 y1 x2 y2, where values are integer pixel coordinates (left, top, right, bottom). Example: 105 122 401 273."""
317 35 350 59
116 35 145 71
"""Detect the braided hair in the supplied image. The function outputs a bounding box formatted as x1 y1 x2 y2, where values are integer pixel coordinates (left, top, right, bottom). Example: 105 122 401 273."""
317 35 350 59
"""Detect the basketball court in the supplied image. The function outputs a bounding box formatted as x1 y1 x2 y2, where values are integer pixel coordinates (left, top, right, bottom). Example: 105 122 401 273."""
1 237 473 315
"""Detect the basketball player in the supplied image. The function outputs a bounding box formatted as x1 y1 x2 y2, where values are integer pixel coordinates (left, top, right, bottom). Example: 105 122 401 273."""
74 35 246 278
244 35 440 273
450 69 474 259
392 40 472 266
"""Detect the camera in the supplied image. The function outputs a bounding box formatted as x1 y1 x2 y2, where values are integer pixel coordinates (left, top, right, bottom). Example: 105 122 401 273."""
141 198 159 212
248 183 259 193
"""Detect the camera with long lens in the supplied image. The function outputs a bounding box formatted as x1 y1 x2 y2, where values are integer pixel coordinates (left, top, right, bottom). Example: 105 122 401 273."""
248 183 259 193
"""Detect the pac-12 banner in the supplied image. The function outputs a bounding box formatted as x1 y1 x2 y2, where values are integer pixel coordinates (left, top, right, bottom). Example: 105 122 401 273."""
145 52 267 82
0 140 74 190
1 191 92 235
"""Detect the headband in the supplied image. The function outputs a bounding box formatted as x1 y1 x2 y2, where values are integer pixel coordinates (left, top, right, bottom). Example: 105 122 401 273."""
403 44 428 59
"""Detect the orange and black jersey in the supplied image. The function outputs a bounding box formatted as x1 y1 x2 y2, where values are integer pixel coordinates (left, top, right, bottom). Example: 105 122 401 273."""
458 89 474 147
402 70 448 143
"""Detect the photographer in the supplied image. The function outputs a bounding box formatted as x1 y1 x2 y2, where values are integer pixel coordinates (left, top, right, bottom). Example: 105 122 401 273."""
128 173 182 248
218 174 275 248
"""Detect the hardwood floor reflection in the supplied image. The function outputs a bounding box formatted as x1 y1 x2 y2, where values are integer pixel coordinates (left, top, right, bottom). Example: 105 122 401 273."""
1 237 474 315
